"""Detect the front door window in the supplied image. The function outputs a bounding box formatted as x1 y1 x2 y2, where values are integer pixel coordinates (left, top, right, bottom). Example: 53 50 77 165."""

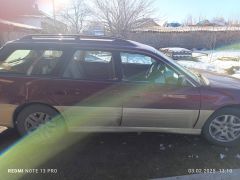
120 52 187 86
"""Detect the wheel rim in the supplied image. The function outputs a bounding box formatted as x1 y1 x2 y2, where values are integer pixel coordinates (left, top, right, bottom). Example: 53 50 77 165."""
209 115 240 142
24 112 57 138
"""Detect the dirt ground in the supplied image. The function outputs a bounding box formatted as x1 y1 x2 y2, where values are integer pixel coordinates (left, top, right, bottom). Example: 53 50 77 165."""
1 127 240 180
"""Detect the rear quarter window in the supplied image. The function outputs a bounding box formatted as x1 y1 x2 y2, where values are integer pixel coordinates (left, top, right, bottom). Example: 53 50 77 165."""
0 49 63 76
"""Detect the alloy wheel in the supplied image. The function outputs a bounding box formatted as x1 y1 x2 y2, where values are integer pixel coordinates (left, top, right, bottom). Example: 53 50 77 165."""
209 115 240 142
24 112 57 138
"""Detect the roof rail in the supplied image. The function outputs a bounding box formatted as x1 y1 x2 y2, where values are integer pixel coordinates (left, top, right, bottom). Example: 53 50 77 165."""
20 34 126 41
19 34 135 46
21 34 79 40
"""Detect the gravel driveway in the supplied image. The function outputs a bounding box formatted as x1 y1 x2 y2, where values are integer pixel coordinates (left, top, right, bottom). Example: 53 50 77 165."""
1 128 240 180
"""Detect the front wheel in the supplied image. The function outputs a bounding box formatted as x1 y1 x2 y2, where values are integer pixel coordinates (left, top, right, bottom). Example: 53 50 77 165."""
202 108 240 147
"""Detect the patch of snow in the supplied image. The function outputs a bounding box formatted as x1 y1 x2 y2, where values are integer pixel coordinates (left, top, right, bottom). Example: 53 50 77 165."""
188 154 199 159
236 154 240 159
160 144 166 151
220 153 226 159
178 60 219 72
232 74 240 79
161 47 191 52
178 50 240 79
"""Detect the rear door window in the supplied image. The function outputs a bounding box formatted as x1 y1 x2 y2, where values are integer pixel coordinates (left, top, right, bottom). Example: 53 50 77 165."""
121 53 152 65
63 50 116 80
0 49 63 76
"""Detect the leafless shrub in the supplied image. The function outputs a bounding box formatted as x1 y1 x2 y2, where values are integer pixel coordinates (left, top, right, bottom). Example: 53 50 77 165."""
91 0 156 38
58 0 90 33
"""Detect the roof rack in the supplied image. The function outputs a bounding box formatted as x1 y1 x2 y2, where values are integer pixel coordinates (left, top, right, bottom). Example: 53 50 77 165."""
19 34 135 47
20 34 129 43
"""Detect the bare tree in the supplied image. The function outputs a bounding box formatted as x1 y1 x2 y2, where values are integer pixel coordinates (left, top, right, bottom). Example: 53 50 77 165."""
211 17 226 26
183 15 195 26
227 17 240 27
59 0 90 33
91 0 156 37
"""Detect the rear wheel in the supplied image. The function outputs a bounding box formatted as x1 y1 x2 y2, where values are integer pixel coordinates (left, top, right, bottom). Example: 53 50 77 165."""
202 108 240 146
15 104 66 142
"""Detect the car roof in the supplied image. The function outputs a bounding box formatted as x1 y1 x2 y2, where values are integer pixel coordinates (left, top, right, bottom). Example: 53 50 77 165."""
9 34 156 53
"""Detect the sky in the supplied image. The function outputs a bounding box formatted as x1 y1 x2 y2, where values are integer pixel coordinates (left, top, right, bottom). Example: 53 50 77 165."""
154 0 240 23
38 0 240 23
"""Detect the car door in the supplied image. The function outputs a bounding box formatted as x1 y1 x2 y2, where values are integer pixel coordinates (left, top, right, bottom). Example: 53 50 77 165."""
119 52 201 128
47 49 123 129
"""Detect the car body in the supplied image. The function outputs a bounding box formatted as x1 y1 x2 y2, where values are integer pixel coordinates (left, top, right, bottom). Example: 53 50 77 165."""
0 35 240 146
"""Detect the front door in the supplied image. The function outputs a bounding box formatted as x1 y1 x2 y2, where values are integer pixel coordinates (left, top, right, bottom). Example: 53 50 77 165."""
119 52 201 128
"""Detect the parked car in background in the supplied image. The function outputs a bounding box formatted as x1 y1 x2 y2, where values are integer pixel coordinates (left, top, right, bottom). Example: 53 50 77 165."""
163 22 182 27
0 35 240 146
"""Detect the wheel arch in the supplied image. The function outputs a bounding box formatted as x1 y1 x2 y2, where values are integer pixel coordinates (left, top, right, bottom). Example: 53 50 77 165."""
205 104 240 125
201 104 240 146
195 104 240 130
13 102 63 128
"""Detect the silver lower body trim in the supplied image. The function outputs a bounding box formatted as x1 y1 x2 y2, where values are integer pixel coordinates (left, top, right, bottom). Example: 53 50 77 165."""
68 126 202 135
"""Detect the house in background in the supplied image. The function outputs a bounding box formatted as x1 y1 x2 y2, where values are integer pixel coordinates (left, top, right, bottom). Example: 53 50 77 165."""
135 18 160 28
0 18 41 46
12 5 67 33
0 1 66 46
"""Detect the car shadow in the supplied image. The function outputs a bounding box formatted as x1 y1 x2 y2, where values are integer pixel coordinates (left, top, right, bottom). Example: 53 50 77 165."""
0 128 19 153
13 132 240 180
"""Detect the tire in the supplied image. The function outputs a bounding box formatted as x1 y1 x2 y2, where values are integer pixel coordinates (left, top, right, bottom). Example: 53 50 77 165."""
202 107 240 147
15 104 66 143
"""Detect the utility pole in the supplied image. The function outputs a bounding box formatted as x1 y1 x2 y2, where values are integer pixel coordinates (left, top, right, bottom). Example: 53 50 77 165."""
52 0 56 25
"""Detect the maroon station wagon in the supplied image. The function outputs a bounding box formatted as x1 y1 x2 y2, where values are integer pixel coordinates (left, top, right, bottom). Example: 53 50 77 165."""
0 35 240 146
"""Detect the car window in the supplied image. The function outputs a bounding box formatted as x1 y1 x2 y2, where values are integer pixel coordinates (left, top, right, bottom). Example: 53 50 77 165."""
5 50 31 63
63 50 115 80
121 53 152 65
0 49 63 76
121 52 183 86
85 51 112 63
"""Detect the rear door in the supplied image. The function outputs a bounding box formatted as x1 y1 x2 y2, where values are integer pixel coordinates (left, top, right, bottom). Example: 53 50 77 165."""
48 49 123 129
119 52 201 128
